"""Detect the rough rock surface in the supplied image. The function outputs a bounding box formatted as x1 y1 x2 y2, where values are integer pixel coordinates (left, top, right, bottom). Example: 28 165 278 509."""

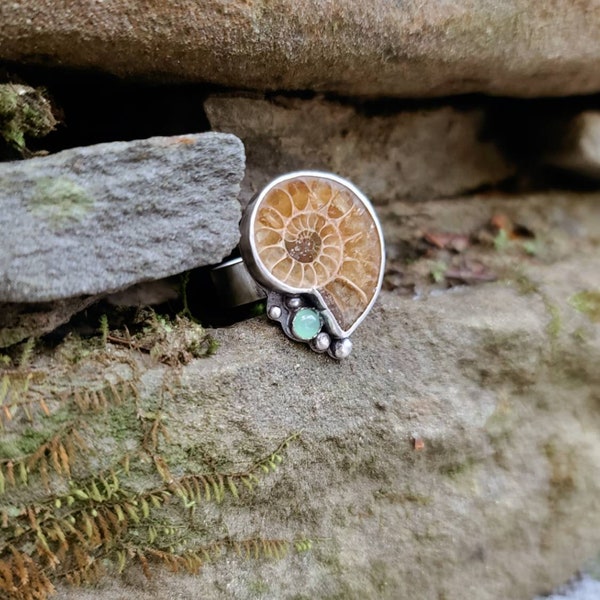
205 96 514 205
0 279 182 348
0 132 245 303
0 297 101 348
542 112 600 180
535 576 600 600
1 1 600 98
52 256 600 600
34 192 597 600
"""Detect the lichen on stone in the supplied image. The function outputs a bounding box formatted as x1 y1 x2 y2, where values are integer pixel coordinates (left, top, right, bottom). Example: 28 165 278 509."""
29 177 93 225
569 290 600 323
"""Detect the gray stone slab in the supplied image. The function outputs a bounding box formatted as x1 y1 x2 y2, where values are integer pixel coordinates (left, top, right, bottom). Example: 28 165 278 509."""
0 296 101 348
0 133 245 302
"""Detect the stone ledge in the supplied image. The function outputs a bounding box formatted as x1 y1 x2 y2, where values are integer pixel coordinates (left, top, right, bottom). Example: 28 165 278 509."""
2 1 600 98
205 96 514 205
0 132 244 303
53 251 600 599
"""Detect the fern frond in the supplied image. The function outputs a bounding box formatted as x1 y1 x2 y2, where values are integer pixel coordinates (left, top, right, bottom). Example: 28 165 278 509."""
0 547 55 600
0 425 88 494
18 338 36 369
99 315 109 346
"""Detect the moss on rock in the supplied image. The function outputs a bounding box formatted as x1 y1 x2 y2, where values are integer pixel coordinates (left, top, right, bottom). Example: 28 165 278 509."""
569 290 600 323
0 83 57 156
0 314 303 600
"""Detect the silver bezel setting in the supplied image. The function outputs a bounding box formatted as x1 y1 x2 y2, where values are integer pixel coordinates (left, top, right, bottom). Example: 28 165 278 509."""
239 171 385 358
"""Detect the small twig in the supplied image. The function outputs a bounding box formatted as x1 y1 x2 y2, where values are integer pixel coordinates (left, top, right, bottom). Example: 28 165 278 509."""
106 335 151 354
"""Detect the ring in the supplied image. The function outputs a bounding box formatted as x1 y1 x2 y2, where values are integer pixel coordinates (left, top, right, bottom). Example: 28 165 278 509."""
212 171 385 359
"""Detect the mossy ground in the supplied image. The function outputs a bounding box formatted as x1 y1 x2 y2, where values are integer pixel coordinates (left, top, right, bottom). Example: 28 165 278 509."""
0 312 306 600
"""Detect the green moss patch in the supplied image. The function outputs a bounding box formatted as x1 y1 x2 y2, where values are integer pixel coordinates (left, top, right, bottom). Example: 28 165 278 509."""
0 83 57 155
569 291 600 323
0 321 304 599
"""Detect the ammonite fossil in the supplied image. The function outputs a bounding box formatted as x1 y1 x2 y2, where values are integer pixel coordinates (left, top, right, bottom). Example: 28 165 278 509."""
240 171 385 359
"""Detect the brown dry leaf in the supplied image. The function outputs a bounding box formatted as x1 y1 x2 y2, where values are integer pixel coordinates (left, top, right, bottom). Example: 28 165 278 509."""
489 213 535 240
423 231 470 253
490 213 512 232
444 260 497 284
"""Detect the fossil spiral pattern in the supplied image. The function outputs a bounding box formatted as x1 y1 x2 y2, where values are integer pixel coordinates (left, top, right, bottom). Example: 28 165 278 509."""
253 176 383 331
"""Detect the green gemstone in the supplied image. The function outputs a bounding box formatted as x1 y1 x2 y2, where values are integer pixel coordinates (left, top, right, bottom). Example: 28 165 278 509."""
291 308 322 340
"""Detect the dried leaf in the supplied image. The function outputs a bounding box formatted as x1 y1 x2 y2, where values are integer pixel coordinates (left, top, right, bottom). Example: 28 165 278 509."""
423 231 470 253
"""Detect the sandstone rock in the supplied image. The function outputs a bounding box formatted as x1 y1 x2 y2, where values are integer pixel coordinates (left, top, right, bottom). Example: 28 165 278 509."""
543 112 600 180
378 191 600 258
0 132 245 303
0 191 590 600
535 575 600 600
0 279 182 348
51 249 600 600
1 1 600 98
0 296 100 348
205 96 514 205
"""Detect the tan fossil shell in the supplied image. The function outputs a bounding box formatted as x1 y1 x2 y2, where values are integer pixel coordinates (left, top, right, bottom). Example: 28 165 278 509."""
251 174 383 333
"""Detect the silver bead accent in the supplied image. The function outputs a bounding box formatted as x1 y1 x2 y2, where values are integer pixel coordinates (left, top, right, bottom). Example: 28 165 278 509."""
267 305 282 320
286 296 302 309
311 332 331 352
330 338 353 359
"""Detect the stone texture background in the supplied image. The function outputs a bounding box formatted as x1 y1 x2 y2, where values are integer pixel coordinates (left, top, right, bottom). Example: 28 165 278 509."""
1 2 600 599
205 96 515 206
1 1 600 98
0 133 244 303
542 112 600 180
50 195 600 599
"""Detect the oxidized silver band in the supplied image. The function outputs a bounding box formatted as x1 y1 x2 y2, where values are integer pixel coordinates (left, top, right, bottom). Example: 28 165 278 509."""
210 257 266 309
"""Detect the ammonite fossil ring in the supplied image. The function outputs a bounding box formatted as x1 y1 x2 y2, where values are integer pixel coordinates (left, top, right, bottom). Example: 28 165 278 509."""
214 171 385 359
